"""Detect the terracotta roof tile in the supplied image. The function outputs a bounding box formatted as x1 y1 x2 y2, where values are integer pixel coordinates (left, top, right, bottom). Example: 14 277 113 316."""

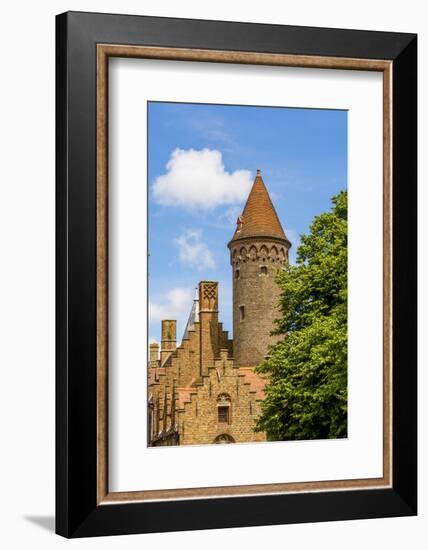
177 387 196 409
230 170 289 244
239 367 267 400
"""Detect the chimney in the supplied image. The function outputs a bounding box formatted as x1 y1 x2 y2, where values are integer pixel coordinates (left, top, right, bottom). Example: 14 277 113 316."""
149 342 160 366
198 281 219 376
160 320 176 365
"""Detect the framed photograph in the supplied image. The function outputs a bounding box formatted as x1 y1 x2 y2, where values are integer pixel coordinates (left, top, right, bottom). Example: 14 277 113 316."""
56 11 417 538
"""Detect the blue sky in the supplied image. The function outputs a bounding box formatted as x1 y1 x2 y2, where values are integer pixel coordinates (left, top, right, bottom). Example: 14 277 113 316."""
148 102 347 343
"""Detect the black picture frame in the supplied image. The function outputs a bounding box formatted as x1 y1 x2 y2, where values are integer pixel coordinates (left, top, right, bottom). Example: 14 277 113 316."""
56 11 417 538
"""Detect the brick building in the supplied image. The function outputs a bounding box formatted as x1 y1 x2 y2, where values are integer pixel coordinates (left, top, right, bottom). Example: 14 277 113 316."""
148 170 291 445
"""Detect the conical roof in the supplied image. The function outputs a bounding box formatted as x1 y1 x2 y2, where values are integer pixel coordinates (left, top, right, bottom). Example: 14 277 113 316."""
229 170 289 244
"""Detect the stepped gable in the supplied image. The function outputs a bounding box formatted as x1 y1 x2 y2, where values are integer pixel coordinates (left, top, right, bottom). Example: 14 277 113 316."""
176 350 267 445
148 366 163 385
229 169 290 244
177 387 197 409
239 367 267 400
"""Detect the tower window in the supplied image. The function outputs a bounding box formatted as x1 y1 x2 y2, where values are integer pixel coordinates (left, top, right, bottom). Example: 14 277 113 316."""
239 305 245 321
235 269 240 279
260 266 268 275
218 406 230 423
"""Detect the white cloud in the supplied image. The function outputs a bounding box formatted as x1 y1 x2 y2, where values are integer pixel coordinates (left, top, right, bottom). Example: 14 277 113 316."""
174 230 215 270
152 148 252 209
149 287 193 324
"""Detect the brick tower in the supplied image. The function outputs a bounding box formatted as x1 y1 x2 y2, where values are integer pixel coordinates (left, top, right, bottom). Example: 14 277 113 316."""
228 169 291 367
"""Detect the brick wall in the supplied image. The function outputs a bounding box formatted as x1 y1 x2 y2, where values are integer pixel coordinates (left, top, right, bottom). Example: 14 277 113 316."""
230 238 288 367
148 272 271 446
178 350 266 445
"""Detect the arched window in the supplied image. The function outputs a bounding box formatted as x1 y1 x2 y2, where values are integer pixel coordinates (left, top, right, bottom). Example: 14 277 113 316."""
213 434 235 444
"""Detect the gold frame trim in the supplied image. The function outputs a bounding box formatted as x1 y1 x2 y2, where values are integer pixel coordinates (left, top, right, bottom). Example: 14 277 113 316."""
96 44 392 504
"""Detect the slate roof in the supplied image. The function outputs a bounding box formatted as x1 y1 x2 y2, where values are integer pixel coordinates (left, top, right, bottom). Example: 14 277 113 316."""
182 288 199 341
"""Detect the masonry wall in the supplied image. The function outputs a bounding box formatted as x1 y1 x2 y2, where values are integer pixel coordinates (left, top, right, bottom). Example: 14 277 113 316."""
178 350 266 445
148 280 267 446
230 238 288 367
148 284 235 445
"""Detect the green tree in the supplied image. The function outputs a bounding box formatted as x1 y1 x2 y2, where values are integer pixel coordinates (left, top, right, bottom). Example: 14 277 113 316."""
255 190 348 440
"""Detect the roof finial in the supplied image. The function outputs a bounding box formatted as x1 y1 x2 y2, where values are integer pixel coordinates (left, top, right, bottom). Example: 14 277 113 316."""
256 168 261 176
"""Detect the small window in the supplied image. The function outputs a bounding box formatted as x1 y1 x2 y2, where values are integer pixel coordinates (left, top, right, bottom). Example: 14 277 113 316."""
260 266 268 275
239 305 245 321
235 269 240 279
218 406 229 423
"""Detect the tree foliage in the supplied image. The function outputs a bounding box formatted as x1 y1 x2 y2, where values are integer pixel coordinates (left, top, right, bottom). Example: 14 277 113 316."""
255 190 348 440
